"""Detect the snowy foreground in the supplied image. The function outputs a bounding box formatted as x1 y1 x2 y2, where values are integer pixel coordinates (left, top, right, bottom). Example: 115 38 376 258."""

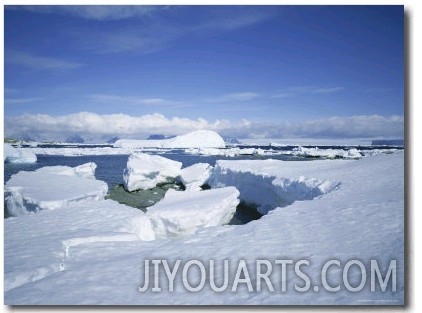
4 152 404 304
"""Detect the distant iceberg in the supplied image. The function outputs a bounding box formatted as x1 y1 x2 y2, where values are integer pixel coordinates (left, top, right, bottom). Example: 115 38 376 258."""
4 144 37 164
114 130 226 149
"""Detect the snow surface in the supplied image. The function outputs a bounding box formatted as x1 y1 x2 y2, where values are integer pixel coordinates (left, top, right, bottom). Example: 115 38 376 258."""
4 152 404 305
129 187 240 241
123 153 182 191
179 163 213 191
114 130 226 149
5 163 107 216
4 143 37 163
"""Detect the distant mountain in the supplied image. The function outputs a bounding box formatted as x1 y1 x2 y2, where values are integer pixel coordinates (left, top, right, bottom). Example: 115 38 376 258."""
65 134 85 144
223 136 241 145
147 134 176 140
371 139 404 146
8 133 37 142
106 136 120 144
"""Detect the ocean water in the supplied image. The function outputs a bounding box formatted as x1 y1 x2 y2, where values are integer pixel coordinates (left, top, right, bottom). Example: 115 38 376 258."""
4 150 303 222
5 145 402 221
4 150 304 189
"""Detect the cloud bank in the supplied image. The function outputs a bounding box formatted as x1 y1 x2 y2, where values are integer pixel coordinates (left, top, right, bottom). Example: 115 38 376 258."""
5 112 404 143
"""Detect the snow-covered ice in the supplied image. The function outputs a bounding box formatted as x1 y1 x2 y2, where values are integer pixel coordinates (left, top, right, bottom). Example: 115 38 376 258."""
4 199 142 292
287 146 362 159
5 163 107 216
179 163 213 191
4 143 37 163
210 159 341 214
185 147 265 157
123 153 183 191
129 187 240 241
4 152 404 305
115 130 226 149
34 162 97 179
241 138 375 146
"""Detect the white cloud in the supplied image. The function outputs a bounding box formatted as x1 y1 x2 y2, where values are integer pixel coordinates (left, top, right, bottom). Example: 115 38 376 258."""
20 6 277 55
5 112 404 142
7 5 163 21
210 92 260 103
90 94 171 106
193 7 277 32
272 86 345 98
6 50 83 71
5 97 43 104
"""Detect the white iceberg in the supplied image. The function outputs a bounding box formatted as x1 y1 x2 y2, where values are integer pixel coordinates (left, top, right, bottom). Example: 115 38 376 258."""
128 187 240 241
123 153 182 191
5 163 107 216
179 163 213 191
114 130 226 149
4 144 37 163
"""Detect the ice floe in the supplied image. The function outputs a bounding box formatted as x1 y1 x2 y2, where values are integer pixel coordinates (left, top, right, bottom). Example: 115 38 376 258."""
179 163 213 191
128 187 240 241
5 163 107 216
123 153 183 191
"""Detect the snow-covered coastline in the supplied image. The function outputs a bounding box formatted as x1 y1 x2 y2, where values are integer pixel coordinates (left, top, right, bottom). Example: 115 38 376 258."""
4 151 404 304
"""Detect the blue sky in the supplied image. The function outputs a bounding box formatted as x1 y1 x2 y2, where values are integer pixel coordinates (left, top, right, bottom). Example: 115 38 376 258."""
4 5 404 140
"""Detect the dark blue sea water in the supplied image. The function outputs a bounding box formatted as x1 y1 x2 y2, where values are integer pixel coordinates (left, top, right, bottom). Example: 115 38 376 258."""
4 151 301 189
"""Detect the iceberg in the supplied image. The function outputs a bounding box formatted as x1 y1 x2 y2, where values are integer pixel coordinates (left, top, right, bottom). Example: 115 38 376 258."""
123 153 182 191
4 144 37 163
5 163 108 216
179 163 213 191
114 130 226 149
127 187 240 241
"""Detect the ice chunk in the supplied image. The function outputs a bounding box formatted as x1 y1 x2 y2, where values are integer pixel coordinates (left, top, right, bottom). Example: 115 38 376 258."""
290 146 362 159
34 162 97 179
114 130 226 149
129 187 240 241
123 153 182 191
4 144 37 163
185 147 265 157
179 163 213 191
210 159 341 214
5 163 107 216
